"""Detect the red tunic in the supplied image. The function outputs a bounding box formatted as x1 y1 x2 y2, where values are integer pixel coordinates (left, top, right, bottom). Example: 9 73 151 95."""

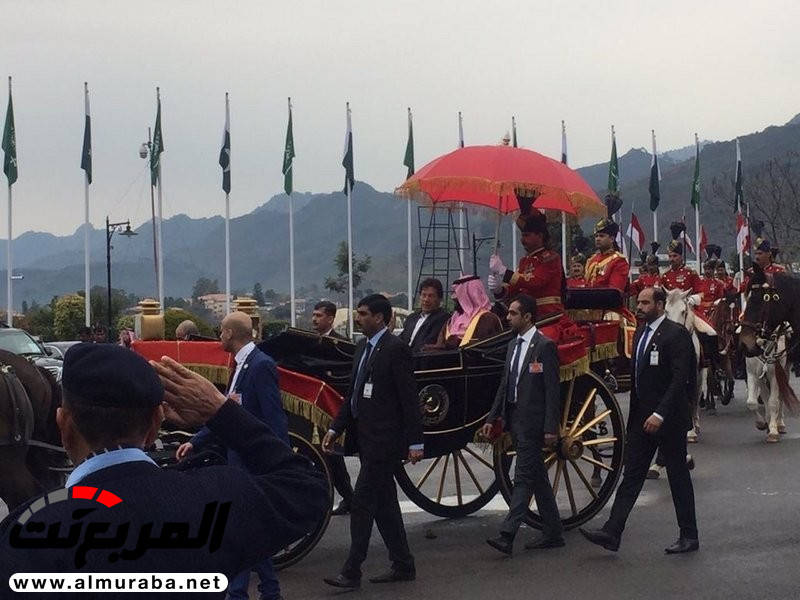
629 273 660 297
566 276 587 289
499 247 565 319
697 276 726 318
740 262 787 292
584 251 630 294
660 266 701 293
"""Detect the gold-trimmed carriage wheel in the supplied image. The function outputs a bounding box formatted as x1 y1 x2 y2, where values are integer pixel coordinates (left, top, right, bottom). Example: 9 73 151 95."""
395 442 500 518
493 371 625 530
272 431 333 570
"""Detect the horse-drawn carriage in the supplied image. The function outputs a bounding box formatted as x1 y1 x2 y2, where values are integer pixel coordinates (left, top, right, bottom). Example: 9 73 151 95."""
127 290 628 569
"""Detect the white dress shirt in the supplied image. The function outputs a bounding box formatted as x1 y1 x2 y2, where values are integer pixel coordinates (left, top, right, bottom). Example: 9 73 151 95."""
408 312 430 346
637 314 666 422
228 341 256 395
510 325 538 403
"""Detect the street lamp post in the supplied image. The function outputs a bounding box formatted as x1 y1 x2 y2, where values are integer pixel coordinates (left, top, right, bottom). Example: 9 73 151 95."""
106 216 137 341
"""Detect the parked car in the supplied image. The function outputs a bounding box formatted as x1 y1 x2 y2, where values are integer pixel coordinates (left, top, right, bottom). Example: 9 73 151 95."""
0 327 65 382
43 341 82 360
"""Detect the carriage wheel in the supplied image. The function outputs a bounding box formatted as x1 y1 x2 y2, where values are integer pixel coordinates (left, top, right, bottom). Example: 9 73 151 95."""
493 371 625 530
395 442 500 518
273 431 333 570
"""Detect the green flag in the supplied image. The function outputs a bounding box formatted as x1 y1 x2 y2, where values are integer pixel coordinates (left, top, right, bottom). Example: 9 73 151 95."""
649 130 660 211
342 103 354 193
2 84 17 186
607 127 618 196
283 99 295 195
403 108 414 179
690 136 700 209
734 139 743 213
150 89 164 187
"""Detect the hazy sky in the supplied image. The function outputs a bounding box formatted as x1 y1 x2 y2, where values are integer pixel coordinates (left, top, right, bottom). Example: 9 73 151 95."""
3 0 799 236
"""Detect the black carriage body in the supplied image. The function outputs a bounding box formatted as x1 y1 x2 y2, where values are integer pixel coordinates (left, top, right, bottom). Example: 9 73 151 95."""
259 328 513 457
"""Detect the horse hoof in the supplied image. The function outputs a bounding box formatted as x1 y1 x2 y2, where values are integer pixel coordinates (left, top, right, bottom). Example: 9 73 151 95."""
699 396 706 409
646 466 662 479
687 433 698 444
755 421 768 431
778 425 788 434
766 433 780 443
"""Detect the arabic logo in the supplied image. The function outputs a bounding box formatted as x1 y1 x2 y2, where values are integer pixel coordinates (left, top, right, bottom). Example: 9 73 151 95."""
10 487 230 569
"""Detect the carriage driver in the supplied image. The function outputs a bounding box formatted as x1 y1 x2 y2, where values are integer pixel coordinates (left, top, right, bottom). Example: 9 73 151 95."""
584 219 630 295
488 210 570 340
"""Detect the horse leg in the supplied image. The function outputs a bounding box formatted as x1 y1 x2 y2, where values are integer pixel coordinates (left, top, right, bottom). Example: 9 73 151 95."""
766 367 781 443
0 447 43 511
699 366 709 409
745 357 767 429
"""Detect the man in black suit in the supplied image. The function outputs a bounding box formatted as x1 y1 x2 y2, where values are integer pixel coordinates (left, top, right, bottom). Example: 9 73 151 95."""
311 300 354 516
322 294 424 589
481 294 563 556
398 278 450 351
0 344 327 599
580 286 699 554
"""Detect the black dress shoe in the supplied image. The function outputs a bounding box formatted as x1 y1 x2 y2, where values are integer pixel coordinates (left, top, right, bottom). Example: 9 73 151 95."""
323 574 361 589
664 537 699 554
578 528 620 552
486 534 513 556
368 569 416 583
524 535 566 550
331 501 351 516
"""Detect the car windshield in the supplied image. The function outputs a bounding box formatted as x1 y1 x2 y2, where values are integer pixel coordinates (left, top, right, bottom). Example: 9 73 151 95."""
0 330 45 356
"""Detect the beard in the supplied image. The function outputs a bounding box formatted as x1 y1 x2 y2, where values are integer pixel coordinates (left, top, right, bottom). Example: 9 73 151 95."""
452 299 464 314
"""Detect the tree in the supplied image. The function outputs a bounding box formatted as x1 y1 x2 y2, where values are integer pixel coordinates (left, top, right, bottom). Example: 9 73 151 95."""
53 294 86 340
192 277 220 301
21 300 28 314
324 240 372 294
252 283 266 306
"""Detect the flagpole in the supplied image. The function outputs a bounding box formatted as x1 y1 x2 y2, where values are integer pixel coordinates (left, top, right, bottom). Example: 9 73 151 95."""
651 130 659 244
83 82 91 326
221 93 231 316
694 133 701 271
458 111 466 273
511 116 518 266
736 138 745 274
6 77 13 326
148 127 158 297
155 88 165 313
560 120 569 271
406 107 413 312
345 103 354 338
287 98 296 326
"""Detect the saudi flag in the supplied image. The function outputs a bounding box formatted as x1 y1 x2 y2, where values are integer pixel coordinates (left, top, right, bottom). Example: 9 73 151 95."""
649 130 660 211
690 135 700 209
342 103 354 194
150 89 164 187
219 93 231 194
282 98 295 195
607 126 618 196
734 139 743 213
2 80 17 186
81 83 92 184
403 108 414 179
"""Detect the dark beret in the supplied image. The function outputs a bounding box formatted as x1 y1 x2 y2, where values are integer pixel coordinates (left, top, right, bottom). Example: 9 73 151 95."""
754 237 771 252
62 343 163 408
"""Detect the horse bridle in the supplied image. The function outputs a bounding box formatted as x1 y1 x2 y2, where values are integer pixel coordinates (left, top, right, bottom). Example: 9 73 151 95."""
739 274 800 365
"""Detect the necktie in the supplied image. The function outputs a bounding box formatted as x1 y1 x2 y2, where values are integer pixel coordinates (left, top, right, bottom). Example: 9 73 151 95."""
507 337 525 404
351 342 373 417
636 326 652 388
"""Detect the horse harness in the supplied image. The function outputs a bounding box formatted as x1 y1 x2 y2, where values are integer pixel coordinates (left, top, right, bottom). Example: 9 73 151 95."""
740 273 800 368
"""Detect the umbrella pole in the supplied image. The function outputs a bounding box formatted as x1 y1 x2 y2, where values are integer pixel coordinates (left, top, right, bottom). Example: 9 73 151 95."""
493 198 502 255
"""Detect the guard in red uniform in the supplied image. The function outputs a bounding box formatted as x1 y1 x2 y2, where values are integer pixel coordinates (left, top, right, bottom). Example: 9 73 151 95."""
715 260 736 294
696 259 726 319
566 253 587 289
660 239 701 295
488 211 570 340
740 238 787 292
584 219 630 294
630 251 661 297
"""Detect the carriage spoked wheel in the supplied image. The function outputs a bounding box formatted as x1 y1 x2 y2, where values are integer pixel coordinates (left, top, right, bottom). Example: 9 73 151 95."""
272 431 333 570
494 371 625 530
395 441 500 518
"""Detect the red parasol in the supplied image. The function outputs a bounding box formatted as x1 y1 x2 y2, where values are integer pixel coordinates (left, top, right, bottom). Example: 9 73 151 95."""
396 145 604 218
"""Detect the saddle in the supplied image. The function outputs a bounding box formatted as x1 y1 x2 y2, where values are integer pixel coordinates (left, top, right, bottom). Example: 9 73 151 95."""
0 364 34 447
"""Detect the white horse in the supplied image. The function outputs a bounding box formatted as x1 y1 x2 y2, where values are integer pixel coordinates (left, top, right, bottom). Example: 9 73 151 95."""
744 336 790 442
664 289 703 443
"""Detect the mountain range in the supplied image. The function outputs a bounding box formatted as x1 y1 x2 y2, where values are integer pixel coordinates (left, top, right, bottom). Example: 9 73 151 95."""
3 114 799 308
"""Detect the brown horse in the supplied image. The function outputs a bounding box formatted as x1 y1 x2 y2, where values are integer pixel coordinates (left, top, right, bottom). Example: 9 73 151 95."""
0 349 65 511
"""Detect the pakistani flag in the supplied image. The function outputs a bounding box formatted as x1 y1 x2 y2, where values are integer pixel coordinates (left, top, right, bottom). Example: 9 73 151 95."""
649 130 660 211
734 139 743 213
690 135 700 209
219 93 231 194
2 81 17 186
607 126 619 196
282 98 295 195
561 120 568 165
403 108 414 179
150 89 164 187
342 103 354 194
511 116 517 148
81 83 92 184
